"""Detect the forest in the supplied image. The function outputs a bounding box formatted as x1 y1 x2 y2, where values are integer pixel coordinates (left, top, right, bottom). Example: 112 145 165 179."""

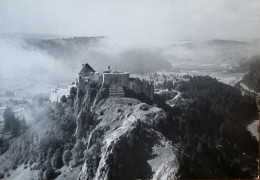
158 76 258 178
0 76 258 179
242 55 260 92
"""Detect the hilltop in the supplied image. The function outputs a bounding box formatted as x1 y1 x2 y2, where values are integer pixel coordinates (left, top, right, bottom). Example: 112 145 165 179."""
0 75 258 179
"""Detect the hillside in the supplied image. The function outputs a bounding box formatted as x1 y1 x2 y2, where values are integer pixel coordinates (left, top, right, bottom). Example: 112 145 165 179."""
0 76 258 179
22 36 103 60
0 33 172 74
240 56 260 92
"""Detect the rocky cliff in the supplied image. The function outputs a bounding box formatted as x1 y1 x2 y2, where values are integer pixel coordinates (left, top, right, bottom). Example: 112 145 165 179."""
0 77 258 179
72 82 179 179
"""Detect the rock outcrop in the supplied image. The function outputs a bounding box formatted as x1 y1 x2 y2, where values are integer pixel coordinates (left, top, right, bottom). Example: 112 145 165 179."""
76 94 178 179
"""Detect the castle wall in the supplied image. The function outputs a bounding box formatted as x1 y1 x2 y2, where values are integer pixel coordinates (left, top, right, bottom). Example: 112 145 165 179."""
103 73 129 87
77 64 154 100
142 80 150 98
129 78 154 100
78 76 88 93
129 78 142 94
78 72 102 93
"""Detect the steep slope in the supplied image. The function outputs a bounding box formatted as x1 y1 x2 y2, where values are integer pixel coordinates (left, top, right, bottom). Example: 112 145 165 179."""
77 97 178 179
0 84 179 179
0 76 258 179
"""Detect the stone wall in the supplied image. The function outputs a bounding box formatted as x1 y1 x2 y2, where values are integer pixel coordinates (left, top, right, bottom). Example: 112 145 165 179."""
129 78 142 94
103 73 129 87
129 78 154 100
78 72 102 93
78 71 154 100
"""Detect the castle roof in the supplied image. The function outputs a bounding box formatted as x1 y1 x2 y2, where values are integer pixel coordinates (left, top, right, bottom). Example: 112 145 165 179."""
79 63 95 75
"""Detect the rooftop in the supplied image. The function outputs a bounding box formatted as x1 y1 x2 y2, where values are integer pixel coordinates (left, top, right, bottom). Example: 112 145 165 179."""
79 63 95 75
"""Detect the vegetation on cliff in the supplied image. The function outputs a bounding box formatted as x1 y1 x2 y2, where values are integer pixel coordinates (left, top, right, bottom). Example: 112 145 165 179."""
0 76 258 179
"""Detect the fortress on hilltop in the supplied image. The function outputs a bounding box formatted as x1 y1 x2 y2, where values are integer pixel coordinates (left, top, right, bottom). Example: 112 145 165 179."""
76 63 154 100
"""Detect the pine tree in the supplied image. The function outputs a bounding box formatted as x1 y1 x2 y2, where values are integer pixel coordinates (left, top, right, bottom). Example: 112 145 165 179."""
51 148 63 169
3 107 20 133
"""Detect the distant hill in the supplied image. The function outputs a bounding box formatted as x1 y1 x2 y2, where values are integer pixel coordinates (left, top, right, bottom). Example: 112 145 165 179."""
208 39 250 46
172 39 250 48
0 33 172 74
0 33 63 40
22 36 104 60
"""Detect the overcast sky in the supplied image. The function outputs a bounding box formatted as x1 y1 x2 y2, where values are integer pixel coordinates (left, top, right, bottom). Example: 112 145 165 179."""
0 0 260 44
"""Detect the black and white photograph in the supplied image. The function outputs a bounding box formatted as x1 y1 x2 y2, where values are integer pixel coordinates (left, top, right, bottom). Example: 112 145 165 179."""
0 0 259 179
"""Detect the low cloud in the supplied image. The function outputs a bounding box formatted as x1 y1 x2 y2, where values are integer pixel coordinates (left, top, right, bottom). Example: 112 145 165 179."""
0 39 74 81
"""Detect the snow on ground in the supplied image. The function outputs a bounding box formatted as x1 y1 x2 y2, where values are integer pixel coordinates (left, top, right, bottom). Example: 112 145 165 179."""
247 120 259 141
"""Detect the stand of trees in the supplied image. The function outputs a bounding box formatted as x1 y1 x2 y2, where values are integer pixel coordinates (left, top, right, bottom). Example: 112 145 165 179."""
158 76 258 178
242 56 260 92
3 107 27 135
4 91 14 97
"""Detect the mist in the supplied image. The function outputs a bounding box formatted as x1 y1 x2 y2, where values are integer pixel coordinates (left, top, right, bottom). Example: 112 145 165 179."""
0 36 173 78
0 39 74 81
0 0 260 95
1 0 260 44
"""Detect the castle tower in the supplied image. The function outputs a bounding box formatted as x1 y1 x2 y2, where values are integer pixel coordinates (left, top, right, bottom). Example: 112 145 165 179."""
78 63 96 93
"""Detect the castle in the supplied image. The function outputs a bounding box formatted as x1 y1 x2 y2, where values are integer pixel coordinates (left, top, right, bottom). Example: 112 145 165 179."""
77 63 154 100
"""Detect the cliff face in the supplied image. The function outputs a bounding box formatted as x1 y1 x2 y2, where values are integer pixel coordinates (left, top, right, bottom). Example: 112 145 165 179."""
60 78 258 179
0 76 258 179
75 93 179 179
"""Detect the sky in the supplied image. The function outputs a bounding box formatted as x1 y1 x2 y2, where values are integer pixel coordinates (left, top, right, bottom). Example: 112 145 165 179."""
0 0 260 45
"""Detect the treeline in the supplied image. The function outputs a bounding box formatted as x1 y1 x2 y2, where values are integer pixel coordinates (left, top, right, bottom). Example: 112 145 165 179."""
158 76 258 178
0 91 79 179
154 74 191 91
4 91 14 97
0 107 27 154
242 55 260 92
24 37 102 60
2 107 26 135
175 76 257 121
